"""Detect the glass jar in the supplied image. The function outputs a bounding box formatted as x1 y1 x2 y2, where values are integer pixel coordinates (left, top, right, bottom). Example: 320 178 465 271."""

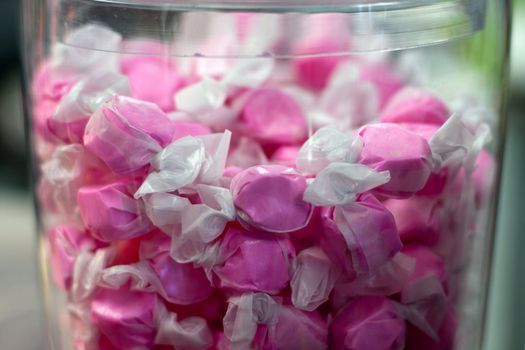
21 0 511 349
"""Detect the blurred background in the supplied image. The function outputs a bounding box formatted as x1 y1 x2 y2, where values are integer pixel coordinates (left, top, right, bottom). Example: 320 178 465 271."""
0 1 524 349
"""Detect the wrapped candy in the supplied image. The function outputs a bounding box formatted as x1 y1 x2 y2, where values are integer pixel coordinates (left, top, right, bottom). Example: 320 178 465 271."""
91 288 157 349
231 165 312 233
296 127 362 175
227 137 269 169
77 180 153 242
359 62 404 109
358 123 433 198
406 307 457 350
48 72 131 144
135 131 232 197
330 296 406 350
320 193 401 277
399 244 448 340
213 226 295 294
239 88 307 145
291 247 340 311
150 252 215 305
330 252 415 310
48 225 96 290
171 120 212 141
303 162 390 206
383 197 442 246
271 306 328 350
270 145 300 168
380 88 450 126
84 95 174 176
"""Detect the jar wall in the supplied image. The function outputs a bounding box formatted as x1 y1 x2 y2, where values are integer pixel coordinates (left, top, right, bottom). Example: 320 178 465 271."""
21 0 510 349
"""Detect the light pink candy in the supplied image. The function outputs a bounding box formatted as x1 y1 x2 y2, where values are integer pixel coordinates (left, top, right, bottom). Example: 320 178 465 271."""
84 95 174 176
150 252 215 305
77 180 153 242
48 225 95 290
293 38 348 91
380 88 449 126
384 197 442 246
121 41 182 111
358 123 433 198
271 145 300 168
91 287 157 349
330 296 406 350
320 193 401 278
213 226 295 294
231 165 312 233
271 306 328 350
171 120 212 141
360 63 404 109
240 88 307 145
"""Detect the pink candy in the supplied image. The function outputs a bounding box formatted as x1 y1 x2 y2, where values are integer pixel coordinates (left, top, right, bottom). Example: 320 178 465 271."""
239 88 307 145
213 226 295 294
78 180 153 242
358 123 433 198
231 165 312 233
330 296 406 350
84 95 174 176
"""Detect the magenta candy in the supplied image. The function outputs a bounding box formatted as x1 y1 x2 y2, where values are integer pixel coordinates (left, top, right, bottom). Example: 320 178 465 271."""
272 306 328 350
77 180 153 242
240 88 307 145
320 193 401 277
150 252 215 305
213 226 295 294
358 123 433 198
271 145 300 168
406 308 457 350
48 225 94 290
360 63 404 109
91 287 157 349
331 296 406 350
231 165 312 233
381 88 449 126
383 197 442 246
84 95 174 176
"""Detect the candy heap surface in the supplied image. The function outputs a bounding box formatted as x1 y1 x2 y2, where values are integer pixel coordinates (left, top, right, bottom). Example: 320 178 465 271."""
34 22 495 350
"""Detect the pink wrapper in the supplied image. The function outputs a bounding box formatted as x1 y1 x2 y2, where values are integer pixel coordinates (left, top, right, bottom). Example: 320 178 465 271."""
213 226 295 294
231 165 313 233
48 225 95 290
380 88 449 126
84 95 174 176
91 287 157 349
320 193 401 277
383 197 442 246
330 296 406 350
239 88 307 145
358 123 433 198
77 180 153 242
150 252 215 305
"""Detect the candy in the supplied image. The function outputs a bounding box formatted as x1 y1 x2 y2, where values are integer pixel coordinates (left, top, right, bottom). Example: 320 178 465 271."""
150 252 215 305
48 225 95 290
380 88 449 126
84 95 174 176
291 247 340 311
48 72 131 144
270 145 300 168
296 127 362 175
320 193 401 277
383 197 442 246
359 62 404 109
213 226 295 294
239 88 307 145
405 307 457 350
227 137 269 169
91 288 157 349
358 123 433 198
272 306 328 350
330 296 406 350
231 165 312 233
77 180 153 242
303 162 390 206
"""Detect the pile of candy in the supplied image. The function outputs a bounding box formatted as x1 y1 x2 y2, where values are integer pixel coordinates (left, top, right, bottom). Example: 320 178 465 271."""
33 22 494 350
